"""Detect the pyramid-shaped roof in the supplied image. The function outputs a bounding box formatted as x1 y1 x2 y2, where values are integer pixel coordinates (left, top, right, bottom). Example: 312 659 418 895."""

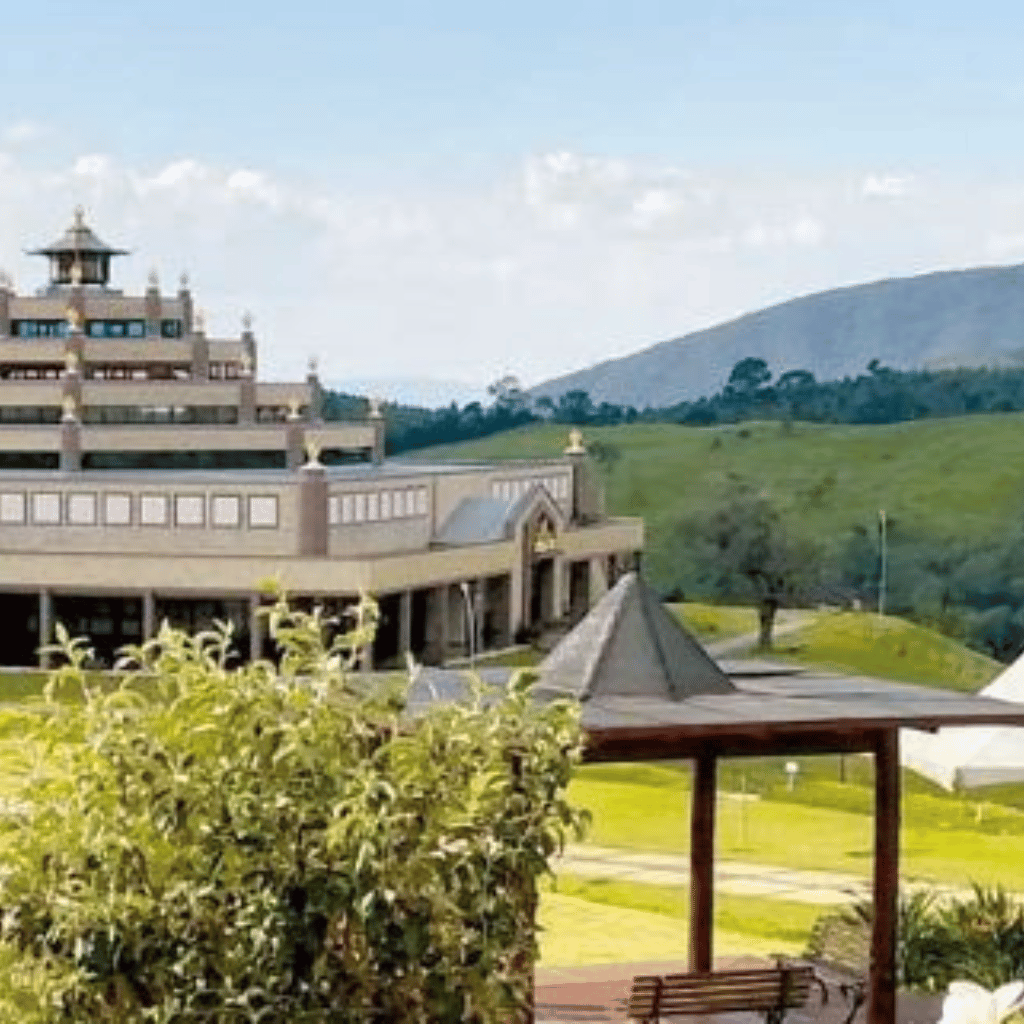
536 572 736 701
29 208 128 257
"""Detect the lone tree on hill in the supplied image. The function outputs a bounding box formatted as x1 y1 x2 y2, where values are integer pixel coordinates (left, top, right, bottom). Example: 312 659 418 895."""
675 484 822 648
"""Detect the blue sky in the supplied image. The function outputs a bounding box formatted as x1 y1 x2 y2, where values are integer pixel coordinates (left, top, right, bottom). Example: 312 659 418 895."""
3 2 1024 394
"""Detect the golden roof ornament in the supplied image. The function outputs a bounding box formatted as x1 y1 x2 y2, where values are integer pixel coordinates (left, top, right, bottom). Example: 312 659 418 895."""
239 352 253 376
65 307 82 332
147 268 159 289
287 397 302 421
308 355 319 375
368 396 383 420
69 261 83 286
302 437 322 467
73 205 85 229
564 428 585 455
61 395 78 422
64 350 80 374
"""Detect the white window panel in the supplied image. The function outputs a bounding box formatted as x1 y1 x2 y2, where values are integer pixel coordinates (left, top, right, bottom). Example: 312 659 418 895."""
211 495 241 528
68 493 97 526
328 495 340 526
341 494 354 524
140 494 169 526
416 487 428 515
248 495 279 529
366 492 379 522
0 492 25 524
175 494 205 527
392 490 404 517
379 491 391 520
103 493 132 526
354 493 366 523
31 492 62 525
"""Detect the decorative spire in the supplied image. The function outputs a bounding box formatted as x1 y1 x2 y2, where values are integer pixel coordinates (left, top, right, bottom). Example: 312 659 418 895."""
239 352 253 376
65 307 82 333
241 310 253 332
61 395 78 422
73 205 85 229
368 396 383 420
287 396 302 421
308 355 319 376
69 260 83 286
179 271 189 291
147 268 159 289
193 308 206 333
64 350 80 375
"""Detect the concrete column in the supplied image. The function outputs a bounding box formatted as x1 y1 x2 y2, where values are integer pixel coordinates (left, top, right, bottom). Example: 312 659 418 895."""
190 328 210 381
473 578 486 654
438 585 450 663
509 526 527 640
297 464 329 556
394 590 411 658
248 593 262 662
306 364 323 423
588 555 609 605
179 276 194 335
145 274 162 337
142 590 156 641
0 280 10 337
285 421 305 470
60 417 81 472
371 419 385 464
238 373 256 424
551 554 565 621
38 589 53 668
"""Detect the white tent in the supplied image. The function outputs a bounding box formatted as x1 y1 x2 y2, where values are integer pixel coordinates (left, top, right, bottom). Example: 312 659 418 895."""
901 655 1024 790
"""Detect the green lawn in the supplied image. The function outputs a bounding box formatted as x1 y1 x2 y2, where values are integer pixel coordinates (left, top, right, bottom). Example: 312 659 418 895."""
774 611 1001 691
670 603 758 643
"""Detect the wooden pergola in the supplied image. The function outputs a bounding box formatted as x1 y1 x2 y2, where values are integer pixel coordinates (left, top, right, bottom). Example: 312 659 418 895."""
533 573 1024 1024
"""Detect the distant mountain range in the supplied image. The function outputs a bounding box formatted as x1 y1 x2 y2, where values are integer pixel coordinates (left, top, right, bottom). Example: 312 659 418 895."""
531 264 1024 409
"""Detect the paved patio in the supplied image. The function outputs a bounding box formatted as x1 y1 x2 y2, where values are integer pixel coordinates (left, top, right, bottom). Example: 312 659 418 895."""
534 957 944 1024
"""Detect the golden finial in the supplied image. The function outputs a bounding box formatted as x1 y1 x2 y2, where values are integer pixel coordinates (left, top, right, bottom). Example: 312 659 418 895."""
64 350 80 374
61 395 78 422
241 310 253 332
303 437 322 467
147 268 159 289
564 428 585 455
194 308 206 333
65 307 82 332
368 396 383 420
287 396 302 421
69 261 83 286
239 352 253 376
308 355 319 375
73 205 85 228
179 271 190 291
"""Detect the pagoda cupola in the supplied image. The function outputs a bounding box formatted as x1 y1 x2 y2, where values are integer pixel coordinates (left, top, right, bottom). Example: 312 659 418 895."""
29 207 128 288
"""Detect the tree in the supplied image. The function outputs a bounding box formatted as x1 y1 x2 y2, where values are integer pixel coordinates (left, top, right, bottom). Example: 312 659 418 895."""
554 390 594 425
724 357 772 400
675 485 822 647
0 595 587 1023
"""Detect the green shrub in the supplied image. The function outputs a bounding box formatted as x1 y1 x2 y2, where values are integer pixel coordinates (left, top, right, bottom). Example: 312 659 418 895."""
0 595 588 1022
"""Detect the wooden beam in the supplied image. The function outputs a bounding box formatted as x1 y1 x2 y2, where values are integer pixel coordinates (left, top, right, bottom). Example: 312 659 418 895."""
870 729 900 1024
689 752 716 973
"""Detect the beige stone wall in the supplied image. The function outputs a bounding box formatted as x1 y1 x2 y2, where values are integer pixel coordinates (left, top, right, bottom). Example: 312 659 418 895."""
0 428 61 452
81 381 241 406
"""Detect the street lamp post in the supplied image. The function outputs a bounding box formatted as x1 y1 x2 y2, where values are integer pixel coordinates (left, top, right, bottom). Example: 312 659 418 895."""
878 509 888 619
459 581 476 670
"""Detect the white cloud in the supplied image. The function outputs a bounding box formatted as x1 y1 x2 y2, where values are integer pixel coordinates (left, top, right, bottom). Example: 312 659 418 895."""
2 120 48 146
0 149 1016 390
862 173 915 198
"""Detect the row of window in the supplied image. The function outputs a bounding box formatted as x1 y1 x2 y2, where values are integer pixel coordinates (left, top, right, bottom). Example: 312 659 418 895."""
491 475 570 502
81 406 240 425
329 487 429 526
0 490 280 529
10 320 184 339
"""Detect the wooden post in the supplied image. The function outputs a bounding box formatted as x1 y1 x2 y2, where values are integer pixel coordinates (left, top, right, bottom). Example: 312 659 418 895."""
870 729 900 1024
689 752 716 973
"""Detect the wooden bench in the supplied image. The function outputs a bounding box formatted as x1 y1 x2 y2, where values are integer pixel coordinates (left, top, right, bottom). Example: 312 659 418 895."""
790 913 870 1024
627 964 823 1024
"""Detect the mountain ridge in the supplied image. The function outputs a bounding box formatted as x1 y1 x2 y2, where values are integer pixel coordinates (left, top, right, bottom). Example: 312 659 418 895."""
531 263 1024 408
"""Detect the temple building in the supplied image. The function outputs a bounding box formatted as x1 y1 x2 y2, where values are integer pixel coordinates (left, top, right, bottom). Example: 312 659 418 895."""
0 211 644 667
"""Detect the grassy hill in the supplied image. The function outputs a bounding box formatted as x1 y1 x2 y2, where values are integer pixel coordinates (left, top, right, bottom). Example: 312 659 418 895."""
414 414 1024 610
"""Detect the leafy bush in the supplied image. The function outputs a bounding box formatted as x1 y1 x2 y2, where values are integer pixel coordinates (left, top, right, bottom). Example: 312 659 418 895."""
0 595 587 1022
820 885 1024 993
